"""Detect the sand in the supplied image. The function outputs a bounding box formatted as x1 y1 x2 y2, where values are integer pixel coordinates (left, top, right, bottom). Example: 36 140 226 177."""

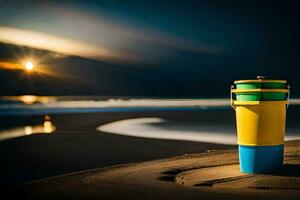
1 108 300 199
0 110 233 187
4 140 300 199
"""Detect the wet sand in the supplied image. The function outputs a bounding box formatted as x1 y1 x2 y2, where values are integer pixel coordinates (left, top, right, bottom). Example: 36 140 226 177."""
5 140 300 199
0 110 234 187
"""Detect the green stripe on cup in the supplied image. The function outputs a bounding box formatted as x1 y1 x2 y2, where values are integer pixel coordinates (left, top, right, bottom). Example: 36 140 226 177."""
262 82 285 89
236 83 261 89
236 92 286 101
236 82 285 89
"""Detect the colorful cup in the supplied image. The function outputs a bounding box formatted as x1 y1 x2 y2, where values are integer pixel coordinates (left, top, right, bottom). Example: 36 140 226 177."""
231 77 290 173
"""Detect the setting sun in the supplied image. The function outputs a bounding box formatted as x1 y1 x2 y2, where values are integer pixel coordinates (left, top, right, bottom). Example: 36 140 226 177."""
24 61 34 71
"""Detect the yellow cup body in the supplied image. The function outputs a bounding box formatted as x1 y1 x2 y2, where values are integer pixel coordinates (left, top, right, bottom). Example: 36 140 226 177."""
234 101 287 146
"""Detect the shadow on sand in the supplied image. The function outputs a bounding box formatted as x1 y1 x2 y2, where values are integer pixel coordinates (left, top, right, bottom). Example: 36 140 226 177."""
269 164 300 177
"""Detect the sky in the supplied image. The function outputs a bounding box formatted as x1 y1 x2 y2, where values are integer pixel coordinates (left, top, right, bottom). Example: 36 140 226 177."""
0 0 268 64
0 0 299 97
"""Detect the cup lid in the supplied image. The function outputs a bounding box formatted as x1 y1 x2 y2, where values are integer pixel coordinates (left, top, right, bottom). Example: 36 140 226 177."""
234 76 286 84
231 88 289 93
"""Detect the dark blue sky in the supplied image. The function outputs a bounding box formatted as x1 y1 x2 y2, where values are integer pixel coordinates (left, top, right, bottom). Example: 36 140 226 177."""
0 0 299 96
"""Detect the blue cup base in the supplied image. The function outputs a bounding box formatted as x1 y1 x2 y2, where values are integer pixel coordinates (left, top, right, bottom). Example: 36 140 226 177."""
239 145 284 174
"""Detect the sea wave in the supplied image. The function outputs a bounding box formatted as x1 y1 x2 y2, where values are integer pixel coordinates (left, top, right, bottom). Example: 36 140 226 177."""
0 96 299 116
98 117 300 145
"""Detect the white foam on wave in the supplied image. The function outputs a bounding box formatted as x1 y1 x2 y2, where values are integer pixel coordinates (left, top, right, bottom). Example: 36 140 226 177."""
3 97 300 109
1 98 300 116
1 98 230 108
97 117 300 145
0 98 230 115
98 118 237 144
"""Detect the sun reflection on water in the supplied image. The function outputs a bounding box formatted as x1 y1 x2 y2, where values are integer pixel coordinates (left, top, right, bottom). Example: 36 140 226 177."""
43 115 55 133
0 115 56 141
0 95 57 105
20 95 38 104
24 126 33 135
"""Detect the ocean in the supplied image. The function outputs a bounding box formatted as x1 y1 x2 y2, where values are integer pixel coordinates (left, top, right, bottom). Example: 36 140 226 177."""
0 95 299 143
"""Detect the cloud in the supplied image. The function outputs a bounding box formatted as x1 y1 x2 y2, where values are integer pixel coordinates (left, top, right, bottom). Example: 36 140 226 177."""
0 26 132 64
0 4 222 65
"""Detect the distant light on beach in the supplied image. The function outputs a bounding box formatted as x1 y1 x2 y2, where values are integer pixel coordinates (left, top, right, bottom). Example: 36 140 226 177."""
24 61 34 71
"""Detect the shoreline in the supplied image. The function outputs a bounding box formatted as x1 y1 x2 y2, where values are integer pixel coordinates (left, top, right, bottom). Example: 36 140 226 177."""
0 110 235 187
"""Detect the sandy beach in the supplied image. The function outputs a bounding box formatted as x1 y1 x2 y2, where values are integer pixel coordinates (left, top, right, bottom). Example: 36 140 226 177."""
4 140 300 199
1 107 300 199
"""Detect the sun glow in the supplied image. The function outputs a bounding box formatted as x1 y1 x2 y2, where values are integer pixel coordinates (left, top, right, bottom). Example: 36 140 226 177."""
24 61 34 71
0 59 70 80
